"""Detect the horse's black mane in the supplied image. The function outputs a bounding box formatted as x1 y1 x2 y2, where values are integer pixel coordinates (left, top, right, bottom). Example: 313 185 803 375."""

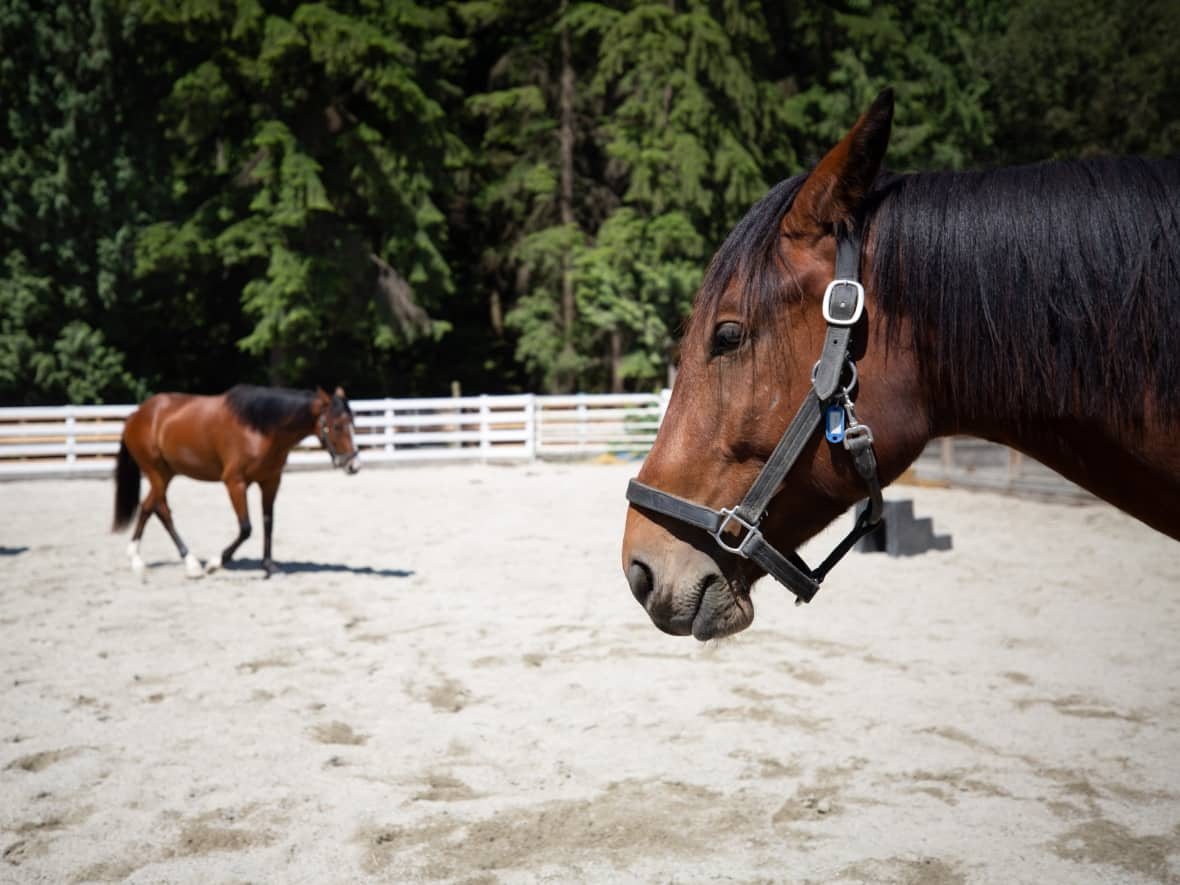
225 385 351 434
696 156 1180 428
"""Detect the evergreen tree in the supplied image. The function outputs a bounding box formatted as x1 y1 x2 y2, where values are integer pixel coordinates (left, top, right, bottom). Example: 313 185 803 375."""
464 0 612 393
3 0 1176 404
131 0 463 390
0 0 164 403
574 0 791 390
980 0 1180 163
777 0 993 171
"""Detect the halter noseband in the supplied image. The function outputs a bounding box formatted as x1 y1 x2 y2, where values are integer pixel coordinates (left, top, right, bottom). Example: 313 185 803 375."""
625 227 884 605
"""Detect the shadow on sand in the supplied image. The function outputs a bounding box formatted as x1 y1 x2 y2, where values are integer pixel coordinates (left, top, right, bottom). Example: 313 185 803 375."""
0 546 29 556
143 558 414 578
223 558 415 578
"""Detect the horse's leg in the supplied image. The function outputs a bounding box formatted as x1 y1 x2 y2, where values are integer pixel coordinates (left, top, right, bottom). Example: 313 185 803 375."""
259 474 281 578
206 478 250 574
127 487 157 580
150 478 203 578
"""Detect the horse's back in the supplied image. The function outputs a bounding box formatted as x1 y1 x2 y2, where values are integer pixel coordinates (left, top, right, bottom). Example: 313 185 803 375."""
123 391 229 481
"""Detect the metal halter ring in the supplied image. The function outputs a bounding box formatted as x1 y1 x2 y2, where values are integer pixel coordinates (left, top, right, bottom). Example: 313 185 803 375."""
811 357 858 395
712 508 763 558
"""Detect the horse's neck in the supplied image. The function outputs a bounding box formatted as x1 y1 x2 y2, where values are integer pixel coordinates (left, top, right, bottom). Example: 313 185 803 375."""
910 276 1180 538
871 158 1180 539
268 410 318 454
291 413 319 448
951 406 1180 542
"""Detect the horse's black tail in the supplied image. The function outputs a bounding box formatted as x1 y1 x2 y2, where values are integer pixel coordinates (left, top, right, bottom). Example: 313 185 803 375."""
112 440 141 532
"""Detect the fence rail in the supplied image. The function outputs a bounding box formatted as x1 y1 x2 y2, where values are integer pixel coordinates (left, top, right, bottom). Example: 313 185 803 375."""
0 391 1087 499
0 392 670 479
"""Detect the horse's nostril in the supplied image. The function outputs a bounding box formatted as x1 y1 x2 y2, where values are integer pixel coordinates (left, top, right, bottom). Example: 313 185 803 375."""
627 559 655 607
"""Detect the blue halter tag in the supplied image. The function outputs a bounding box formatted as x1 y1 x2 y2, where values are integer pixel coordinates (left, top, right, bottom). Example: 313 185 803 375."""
824 403 846 443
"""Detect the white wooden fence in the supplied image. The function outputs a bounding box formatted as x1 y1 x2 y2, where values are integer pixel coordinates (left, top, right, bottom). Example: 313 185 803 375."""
0 392 671 479
0 391 1087 499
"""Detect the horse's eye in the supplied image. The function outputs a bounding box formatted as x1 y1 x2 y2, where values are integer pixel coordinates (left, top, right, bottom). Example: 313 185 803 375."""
712 322 744 355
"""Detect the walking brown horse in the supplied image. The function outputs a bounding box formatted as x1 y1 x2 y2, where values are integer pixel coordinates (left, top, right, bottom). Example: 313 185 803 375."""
623 89 1180 640
113 385 360 578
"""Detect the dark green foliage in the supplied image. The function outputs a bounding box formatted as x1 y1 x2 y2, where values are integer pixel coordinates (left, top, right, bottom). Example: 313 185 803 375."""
1 0 1177 403
980 0 1180 163
130 0 461 392
778 0 993 171
0 0 160 403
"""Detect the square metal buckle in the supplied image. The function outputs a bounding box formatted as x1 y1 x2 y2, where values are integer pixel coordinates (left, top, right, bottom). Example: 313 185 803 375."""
712 508 762 558
822 279 865 326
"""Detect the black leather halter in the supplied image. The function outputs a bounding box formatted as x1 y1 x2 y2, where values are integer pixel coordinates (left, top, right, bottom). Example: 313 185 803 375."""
625 227 884 604
318 412 359 469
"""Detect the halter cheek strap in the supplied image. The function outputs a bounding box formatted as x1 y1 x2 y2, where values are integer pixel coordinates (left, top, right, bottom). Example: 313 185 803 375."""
625 228 883 604
318 412 358 469
317 414 336 456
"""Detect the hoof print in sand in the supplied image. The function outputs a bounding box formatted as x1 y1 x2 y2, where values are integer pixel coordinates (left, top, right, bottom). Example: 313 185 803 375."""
309 721 368 746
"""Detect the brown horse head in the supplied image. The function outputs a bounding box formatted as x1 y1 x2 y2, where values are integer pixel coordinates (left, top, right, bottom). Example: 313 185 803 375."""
315 386 361 473
622 91 931 640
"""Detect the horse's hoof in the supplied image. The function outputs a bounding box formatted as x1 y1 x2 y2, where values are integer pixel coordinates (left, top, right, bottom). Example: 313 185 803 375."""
131 555 146 582
262 561 279 579
184 553 204 579
205 556 222 575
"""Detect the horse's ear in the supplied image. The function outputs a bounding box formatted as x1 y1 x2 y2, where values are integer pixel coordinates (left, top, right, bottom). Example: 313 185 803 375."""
784 89 893 234
312 387 330 414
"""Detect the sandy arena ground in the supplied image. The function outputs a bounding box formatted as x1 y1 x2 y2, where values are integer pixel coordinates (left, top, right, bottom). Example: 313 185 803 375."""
1 460 1179 884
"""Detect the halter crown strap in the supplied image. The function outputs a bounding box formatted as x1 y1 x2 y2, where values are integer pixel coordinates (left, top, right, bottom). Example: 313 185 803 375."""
812 234 863 400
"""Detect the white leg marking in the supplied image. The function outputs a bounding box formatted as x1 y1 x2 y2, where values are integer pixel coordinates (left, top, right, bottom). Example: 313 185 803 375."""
184 552 204 579
205 555 222 575
128 541 146 581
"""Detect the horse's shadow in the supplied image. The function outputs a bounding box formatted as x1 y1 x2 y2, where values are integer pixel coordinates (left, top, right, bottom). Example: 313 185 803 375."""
0 546 28 556
223 558 415 578
141 558 414 578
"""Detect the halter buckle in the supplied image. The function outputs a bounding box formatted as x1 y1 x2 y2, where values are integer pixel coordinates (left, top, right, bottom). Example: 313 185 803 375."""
712 508 763 558
822 279 865 326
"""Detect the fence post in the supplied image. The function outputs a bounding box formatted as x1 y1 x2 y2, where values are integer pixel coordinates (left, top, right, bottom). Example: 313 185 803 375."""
384 402 395 456
65 408 77 469
658 388 672 426
524 394 537 461
1007 449 1023 484
577 393 588 450
479 394 490 460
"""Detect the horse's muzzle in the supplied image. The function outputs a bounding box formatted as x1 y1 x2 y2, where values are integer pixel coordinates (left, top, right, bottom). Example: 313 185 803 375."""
626 553 754 640
334 452 360 473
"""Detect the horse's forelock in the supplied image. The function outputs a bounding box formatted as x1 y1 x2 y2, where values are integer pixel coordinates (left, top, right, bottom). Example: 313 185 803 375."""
687 173 811 362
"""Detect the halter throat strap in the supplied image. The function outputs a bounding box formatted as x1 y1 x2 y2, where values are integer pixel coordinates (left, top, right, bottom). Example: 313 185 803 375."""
625 226 883 604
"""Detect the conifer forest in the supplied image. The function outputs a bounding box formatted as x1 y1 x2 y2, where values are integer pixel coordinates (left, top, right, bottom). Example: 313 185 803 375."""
3 0 1178 403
